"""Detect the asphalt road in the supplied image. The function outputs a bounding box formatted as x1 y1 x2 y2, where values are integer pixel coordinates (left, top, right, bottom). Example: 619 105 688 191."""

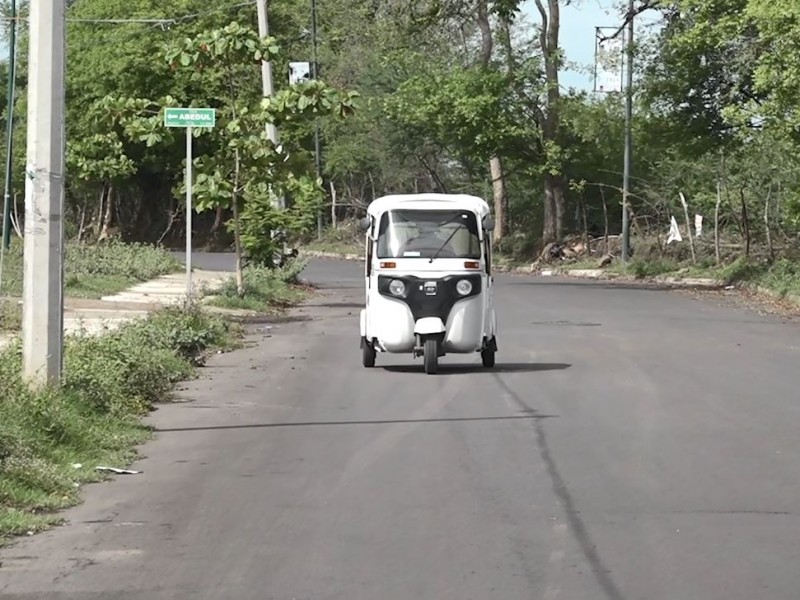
2 260 800 599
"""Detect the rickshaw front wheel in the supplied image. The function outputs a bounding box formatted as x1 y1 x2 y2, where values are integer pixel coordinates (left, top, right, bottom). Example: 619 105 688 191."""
362 339 376 368
424 339 439 374
481 347 496 368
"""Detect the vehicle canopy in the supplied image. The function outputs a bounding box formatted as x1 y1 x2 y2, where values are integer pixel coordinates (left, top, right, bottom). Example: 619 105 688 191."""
363 193 494 264
366 193 491 222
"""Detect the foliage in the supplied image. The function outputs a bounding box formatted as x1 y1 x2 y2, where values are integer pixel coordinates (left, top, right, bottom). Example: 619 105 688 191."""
211 258 309 312
0 0 797 269
0 306 237 541
153 21 356 278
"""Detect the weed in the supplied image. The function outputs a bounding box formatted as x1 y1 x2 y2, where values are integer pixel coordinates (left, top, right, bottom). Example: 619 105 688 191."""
211 259 309 312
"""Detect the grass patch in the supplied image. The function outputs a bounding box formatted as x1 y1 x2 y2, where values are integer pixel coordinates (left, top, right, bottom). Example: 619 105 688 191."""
0 239 181 299
625 257 682 279
210 259 309 312
0 299 21 332
62 274 134 298
0 305 238 544
713 257 800 298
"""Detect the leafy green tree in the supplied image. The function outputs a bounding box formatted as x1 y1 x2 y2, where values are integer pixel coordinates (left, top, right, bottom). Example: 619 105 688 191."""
162 21 356 291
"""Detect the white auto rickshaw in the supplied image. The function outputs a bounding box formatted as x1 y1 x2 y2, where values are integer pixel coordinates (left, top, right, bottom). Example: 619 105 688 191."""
359 193 498 374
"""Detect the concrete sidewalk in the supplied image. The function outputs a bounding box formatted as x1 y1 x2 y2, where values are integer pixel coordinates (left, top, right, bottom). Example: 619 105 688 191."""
0 270 229 350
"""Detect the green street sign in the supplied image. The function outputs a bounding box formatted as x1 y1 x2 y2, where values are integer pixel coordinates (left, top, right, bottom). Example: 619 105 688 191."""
164 107 216 128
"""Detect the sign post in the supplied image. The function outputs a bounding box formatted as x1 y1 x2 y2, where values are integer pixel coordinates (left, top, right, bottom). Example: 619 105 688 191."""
164 107 215 298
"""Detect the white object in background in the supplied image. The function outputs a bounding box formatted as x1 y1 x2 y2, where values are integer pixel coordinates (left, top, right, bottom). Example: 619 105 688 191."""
289 61 311 85
695 214 703 237
667 215 682 244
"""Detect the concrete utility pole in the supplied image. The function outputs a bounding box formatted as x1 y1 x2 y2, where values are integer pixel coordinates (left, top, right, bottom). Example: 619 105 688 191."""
22 0 66 386
621 0 634 263
256 0 284 211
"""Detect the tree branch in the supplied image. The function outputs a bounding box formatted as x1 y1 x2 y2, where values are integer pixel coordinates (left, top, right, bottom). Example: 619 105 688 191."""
598 0 665 43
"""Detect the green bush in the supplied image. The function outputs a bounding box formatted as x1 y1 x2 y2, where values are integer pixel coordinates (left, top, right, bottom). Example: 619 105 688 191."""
759 259 800 297
213 258 308 311
628 257 680 279
0 239 180 298
0 306 236 541
65 239 181 280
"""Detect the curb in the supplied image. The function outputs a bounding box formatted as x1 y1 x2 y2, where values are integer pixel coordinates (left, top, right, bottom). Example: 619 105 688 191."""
300 250 364 262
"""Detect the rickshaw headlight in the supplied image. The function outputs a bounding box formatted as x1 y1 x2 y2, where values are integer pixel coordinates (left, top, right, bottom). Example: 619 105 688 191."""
456 279 473 296
389 279 406 297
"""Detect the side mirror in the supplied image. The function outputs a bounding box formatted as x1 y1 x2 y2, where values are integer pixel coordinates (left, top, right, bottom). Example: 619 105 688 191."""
359 216 371 231
482 216 495 232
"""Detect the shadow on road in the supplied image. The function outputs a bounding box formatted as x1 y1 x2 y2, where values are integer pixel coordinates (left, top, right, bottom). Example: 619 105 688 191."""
236 314 313 324
156 413 559 433
503 279 684 292
380 362 572 375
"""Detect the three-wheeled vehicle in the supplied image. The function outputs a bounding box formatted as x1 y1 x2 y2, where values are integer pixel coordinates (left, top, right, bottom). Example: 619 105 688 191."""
359 193 498 374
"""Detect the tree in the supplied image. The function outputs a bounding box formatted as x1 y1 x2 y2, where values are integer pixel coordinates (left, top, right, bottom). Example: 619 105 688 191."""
163 21 357 292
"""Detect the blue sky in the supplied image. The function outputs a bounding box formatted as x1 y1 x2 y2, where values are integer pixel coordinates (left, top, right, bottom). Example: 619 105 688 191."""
520 0 663 91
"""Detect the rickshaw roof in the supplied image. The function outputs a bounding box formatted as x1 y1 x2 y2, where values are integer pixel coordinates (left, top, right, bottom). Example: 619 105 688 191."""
366 194 491 219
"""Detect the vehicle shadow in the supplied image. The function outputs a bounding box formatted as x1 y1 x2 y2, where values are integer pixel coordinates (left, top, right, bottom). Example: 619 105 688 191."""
380 362 571 375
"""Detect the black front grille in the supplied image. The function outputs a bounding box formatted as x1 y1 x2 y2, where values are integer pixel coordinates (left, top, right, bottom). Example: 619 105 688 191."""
377 274 482 321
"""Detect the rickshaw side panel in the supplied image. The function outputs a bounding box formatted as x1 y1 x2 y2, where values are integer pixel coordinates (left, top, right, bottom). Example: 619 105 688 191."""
368 294 416 353
443 296 486 353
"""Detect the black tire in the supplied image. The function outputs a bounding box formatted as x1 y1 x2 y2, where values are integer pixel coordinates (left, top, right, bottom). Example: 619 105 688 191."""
481 347 496 368
362 339 376 368
424 338 439 374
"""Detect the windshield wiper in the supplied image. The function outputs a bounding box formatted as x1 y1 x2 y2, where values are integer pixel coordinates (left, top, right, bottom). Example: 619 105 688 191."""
429 223 464 263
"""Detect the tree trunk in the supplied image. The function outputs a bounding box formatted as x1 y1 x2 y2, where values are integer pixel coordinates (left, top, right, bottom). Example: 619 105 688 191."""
601 186 610 255
92 183 107 240
98 182 115 242
715 180 722 265
77 202 87 243
489 156 507 241
210 206 224 237
232 149 245 297
535 0 565 244
477 0 508 242
740 188 751 257
330 180 338 229
543 174 558 244
581 194 589 250
679 192 696 264
764 185 774 263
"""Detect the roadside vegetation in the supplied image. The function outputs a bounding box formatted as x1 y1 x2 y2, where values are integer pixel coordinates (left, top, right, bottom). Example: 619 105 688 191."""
0 306 239 543
209 259 310 313
0 240 181 301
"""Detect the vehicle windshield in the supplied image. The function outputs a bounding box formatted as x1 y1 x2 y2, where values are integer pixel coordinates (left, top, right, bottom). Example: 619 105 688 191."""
376 209 481 259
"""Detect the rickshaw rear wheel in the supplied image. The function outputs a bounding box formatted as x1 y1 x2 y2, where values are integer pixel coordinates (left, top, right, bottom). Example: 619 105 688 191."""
362 339 376 368
424 339 439 374
481 347 496 368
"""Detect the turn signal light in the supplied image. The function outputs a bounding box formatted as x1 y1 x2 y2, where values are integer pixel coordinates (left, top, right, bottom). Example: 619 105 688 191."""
464 261 480 269
380 261 396 269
